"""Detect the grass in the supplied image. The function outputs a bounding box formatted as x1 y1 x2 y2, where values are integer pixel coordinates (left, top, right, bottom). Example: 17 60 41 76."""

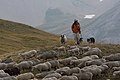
0 19 120 80
0 19 74 58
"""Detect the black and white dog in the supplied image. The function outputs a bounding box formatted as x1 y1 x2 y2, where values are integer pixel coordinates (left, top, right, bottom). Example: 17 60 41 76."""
87 37 95 44
60 34 67 45
79 37 83 43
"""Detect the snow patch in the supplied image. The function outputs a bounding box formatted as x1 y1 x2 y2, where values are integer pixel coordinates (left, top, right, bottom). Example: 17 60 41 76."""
84 14 95 19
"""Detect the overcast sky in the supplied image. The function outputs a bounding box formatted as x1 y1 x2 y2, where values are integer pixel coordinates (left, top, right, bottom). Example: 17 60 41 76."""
0 0 119 26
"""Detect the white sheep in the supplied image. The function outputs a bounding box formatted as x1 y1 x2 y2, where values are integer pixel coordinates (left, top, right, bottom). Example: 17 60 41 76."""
44 72 62 79
32 62 51 72
81 65 102 76
0 63 7 70
90 55 99 59
70 56 92 67
73 71 93 80
98 64 109 72
37 50 58 60
30 59 41 66
48 60 60 69
103 61 120 68
59 56 78 66
59 76 78 80
42 77 58 80
56 67 71 76
112 67 120 71
54 46 66 53
67 45 78 49
103 53 120 61
35 71 56 79
15 61 33 70
6 62 17 69
82 47 102 58
59 34 67 45
19 50 37 60
85 58 106 66
16 72 34 80
70 67 81 74
2 76 17 80
0 73 10 78
113 70 120 77
79 46 91 54
0 70 5 73
68 47 80 56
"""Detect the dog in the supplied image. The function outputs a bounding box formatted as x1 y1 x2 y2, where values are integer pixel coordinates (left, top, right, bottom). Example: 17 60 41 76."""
59 34 67 45
87 37 95 44
79 37 83 43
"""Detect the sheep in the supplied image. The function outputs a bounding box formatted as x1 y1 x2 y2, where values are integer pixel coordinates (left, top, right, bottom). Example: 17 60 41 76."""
0 63 7 70
0 73 10 78
16 72 34 80
54 46 66 54
85 58 106 66
113 70 120 77
0 70 5 73
59 34 67 45
73 71 93 80
1 58 13 63
90 55 99 59
103 53 120 61
112 67 120 71
42 77 58 80
68 45 80 49
81 65 102 76
37 50 58 60
32 62 51 72
19 50 37 60
103 61 120 68
30 59 41 66
58 56 78 66
59 76 78 80
6 62 17 69
77 61 87 68
82 47 102 58
44 72 62 79
68 47 80 56
70 56 92 67
56 67 71 76
70 67 81 74
48 60 60 69
35 71 56 79
98 64 109 72
79 46 91 54
1 76 17 80
15 61 33 70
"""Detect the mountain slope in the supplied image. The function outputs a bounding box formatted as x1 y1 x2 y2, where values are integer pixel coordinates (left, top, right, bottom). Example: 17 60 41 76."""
83 1 120 44
0 19 59 55
0 0 119 26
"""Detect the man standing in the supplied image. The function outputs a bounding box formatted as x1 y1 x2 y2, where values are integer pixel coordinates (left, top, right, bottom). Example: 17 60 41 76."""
71 19 81 45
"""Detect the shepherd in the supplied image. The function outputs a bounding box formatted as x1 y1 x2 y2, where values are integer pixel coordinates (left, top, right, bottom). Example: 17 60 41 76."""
71 19 81 45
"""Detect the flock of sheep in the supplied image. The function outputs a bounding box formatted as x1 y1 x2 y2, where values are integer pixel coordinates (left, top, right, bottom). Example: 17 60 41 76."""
0 45 120 80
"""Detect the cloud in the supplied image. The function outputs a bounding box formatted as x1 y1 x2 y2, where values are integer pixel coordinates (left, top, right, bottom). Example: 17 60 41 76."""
84 14 95 19
100 0 103 2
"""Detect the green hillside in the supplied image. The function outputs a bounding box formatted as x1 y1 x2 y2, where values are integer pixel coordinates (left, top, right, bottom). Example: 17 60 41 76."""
0 19 61 57
0 19 120 59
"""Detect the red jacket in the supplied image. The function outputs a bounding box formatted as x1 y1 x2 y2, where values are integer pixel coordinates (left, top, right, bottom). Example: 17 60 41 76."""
71 22 81 33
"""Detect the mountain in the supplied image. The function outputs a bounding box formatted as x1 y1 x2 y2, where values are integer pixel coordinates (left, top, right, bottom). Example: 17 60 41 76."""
0 0 119 26
37 8 96 38
83 1 120 44
37 0 119 39
0 19 59 56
